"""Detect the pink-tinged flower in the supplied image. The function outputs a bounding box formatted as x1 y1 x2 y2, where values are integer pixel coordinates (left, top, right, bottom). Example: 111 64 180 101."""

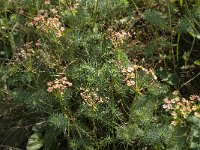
61 80 66 84
132 65 139 70
19 9 24 15
56 31 62 37
141 67 148 73
61 27 65 31
180 106 186 112
53 83 60 89
47 82 52 86
50 8 58 14
197 96 200 101
174 97 180 102
127 67 134 73
171 99 176 104
171 111 177 116
163 98 171 104
163 104 168 109
47 87 54 92
186 107 192 112
189 95 200 101
177 102 184 106
124 77 129 81
129 73 135 78
54 80 59 84
182 98 187 103
190 95 196 101
171 121 177 126
126 80 135 86
167 104 173 110
192 106 198 111
172 91 179 96
194 112 200 118
47 76 72 95
66 82 72 87
45 0 50 5
35 40 42 47
60 86 66 91
121 68 127 73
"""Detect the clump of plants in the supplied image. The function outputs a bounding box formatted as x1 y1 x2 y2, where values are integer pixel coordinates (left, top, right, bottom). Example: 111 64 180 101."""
1 0 200 150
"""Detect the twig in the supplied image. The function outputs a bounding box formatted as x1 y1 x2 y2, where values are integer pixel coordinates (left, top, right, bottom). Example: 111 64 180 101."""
179 72 200 90
0 145 23 150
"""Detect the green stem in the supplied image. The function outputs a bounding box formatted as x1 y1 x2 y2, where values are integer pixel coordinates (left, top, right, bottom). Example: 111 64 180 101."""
9 32 16 56
185 1 200 29
94 0 99 15
185 37 195 66
112 123 116 150
92 119 99 149
176 33 181 62
92 0 99 28
167 0 176 71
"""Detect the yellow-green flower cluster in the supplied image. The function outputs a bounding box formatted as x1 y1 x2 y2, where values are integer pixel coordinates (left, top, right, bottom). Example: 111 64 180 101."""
30 8 65 37
163 93 200 126
12 42 35 62
121 65 157 87
47 77 72 95
80 88 109 110
107 28 131 46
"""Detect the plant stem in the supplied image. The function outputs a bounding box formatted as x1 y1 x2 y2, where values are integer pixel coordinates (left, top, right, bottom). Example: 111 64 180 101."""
176 33 181 63
185 37 195 66
167 0 176 71
94 0 99 16
92 119 99 149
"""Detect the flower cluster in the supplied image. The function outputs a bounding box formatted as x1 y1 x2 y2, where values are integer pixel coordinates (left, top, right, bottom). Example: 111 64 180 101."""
121 65 157 87
163 94 200 126
47 77 72 95
45 0 50 5
107 28 131 46
30 9 65 37
34 40 59 68
80 88 109 110
14 42 35 61
16 49 34 60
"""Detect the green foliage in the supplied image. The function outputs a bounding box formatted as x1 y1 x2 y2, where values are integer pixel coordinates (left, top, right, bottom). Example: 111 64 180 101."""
1 0 200 149
116 79 173 149
49 113 70 129
188 116 200 149
26 133 43 150
167 126 187 150
178 18 194 33
144 9 167 30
